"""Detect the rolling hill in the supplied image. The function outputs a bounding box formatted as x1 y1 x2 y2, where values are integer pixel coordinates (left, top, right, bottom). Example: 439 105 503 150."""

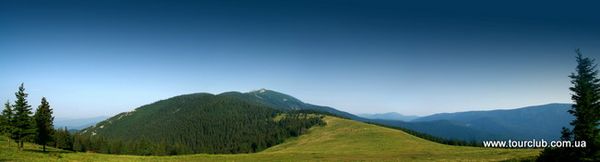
238 90 575 142
76 92 325 155
369 119 504 142
78 89 574 154
1 116 540 161
75 89 367 155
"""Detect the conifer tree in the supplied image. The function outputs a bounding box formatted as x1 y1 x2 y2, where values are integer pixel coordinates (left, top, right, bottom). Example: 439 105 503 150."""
1 100 14 146
11 83 34 151
34 97 54 152
539 49 600 161
566 49 600 160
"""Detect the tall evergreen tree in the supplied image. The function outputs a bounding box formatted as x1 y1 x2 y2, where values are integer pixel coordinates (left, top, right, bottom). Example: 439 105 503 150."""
539 49 600 161
11 83 34 151
34 97 54 152
567 49 600 160
1 100 14 146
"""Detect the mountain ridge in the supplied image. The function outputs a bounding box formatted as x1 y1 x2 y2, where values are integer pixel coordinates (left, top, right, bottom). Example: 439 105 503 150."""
410 103 573 140
358 112 419 121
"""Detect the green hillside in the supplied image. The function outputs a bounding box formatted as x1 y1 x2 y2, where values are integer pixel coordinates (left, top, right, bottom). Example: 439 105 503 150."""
76 93 325 155
2 116 540 161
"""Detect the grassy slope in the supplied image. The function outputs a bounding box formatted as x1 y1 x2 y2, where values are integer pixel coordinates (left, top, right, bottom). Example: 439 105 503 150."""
1 116 540 161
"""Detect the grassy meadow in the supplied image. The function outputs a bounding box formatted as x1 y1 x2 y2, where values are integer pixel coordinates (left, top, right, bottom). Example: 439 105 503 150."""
1 116 540 161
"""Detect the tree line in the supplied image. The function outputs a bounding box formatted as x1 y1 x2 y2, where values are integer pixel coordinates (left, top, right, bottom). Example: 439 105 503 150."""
0 83 58 152
366 121 481 146
69 113 324 155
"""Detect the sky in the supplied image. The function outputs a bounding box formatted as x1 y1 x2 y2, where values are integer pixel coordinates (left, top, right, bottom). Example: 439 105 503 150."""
1 0 599 118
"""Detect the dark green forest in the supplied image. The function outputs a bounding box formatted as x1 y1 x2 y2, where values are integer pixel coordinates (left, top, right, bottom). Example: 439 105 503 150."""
72 93 325 155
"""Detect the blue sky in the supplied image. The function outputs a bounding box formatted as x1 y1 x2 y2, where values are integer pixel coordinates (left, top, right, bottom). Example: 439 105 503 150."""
1 0 599 118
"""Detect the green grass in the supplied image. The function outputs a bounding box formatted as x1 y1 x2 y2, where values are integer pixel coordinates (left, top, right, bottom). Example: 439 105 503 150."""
1 116 540 161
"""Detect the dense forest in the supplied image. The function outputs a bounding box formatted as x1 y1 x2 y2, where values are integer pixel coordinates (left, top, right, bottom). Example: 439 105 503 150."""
73 93 325 155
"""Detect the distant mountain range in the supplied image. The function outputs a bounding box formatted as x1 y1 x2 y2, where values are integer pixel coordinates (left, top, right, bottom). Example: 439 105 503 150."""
54 116 109 130
411 103 573 140
358 112 419 121
366 103 573 141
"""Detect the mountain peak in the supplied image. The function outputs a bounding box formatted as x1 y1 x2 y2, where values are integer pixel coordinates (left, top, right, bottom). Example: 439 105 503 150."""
247 88 301 103
259 88 267 93
250 88 269 93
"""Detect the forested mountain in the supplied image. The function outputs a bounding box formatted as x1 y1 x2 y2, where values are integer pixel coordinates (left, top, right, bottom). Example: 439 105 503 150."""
75 92 325 155
408 103 573 140
73 89 572 156
221 89 362 120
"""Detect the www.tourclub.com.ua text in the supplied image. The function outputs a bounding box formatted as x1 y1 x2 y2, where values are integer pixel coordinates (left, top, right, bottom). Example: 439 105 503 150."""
483 139 587 148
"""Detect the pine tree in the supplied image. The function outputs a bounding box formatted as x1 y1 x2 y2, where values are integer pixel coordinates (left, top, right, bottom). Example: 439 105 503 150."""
567 49 600 160
538 50 600 161
1 100 14 146
34 97 54 152
11 83 34 151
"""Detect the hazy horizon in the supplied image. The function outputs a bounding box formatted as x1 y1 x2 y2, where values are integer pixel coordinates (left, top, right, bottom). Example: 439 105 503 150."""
0 85 575 119
2 0 599 118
